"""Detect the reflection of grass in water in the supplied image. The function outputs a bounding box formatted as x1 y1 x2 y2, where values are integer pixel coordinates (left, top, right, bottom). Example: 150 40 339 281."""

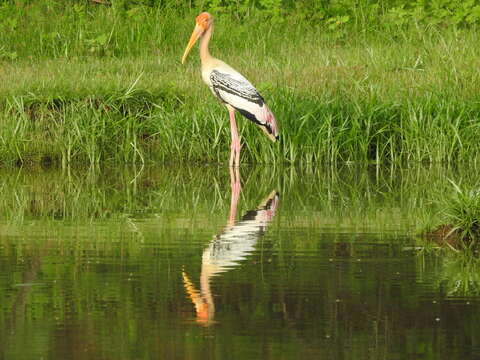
418 249 480 297
441 252 480 296
0 164 478 238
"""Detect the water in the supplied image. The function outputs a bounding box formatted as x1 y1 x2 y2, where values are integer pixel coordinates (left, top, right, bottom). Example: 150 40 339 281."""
0 165 479 359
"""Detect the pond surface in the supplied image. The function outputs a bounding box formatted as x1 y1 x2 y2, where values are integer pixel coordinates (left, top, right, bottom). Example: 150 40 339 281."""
0 164 479 359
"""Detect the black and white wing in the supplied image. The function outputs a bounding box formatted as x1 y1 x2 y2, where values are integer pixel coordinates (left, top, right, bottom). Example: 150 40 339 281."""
210 69 264 106
210 69 279 141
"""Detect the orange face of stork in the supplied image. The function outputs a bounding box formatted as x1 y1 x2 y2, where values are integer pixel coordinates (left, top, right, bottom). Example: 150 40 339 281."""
181 12 212 64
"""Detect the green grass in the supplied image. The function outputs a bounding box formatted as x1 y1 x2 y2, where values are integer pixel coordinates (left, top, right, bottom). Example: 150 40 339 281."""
1 2 480 165
438 180 480 245
416 179 480 249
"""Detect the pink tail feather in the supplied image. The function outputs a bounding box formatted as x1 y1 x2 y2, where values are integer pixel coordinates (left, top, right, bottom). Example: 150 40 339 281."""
261 105 279 142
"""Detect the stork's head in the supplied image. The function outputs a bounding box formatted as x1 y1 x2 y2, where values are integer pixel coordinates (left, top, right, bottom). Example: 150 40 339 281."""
196 12 213 32
182 12 213 64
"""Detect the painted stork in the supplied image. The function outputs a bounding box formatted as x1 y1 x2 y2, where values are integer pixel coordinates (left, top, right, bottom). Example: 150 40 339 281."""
181 12 279 167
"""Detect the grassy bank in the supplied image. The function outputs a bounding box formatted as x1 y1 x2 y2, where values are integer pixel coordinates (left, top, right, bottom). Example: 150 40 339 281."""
1 2 480 165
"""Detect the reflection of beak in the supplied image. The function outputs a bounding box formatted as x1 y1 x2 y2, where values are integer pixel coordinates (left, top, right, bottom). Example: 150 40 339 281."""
182 271 213 326
182 271 200 302
182 24 203 64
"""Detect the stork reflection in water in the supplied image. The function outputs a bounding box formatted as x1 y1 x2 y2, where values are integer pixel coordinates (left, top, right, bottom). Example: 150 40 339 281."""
182 167 279 325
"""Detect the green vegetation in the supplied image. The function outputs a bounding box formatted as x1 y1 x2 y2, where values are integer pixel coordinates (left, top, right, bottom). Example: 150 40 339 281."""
435 180 480 245
1 1 480 165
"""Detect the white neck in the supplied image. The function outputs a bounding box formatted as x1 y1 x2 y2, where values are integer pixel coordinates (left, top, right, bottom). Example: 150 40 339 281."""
199 24 213 65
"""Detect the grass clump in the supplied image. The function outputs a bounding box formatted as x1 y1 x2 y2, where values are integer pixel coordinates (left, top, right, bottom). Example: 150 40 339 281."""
441 181 480 244
424 180 480 249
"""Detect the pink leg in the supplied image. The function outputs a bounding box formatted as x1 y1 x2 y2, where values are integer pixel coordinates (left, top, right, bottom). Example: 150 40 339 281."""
228 108 241 167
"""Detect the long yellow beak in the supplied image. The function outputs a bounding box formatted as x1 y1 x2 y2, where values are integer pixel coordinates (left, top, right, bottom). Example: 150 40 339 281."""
182 24 203 64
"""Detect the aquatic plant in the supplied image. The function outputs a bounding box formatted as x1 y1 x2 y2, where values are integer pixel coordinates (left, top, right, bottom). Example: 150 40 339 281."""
439 181 480 246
